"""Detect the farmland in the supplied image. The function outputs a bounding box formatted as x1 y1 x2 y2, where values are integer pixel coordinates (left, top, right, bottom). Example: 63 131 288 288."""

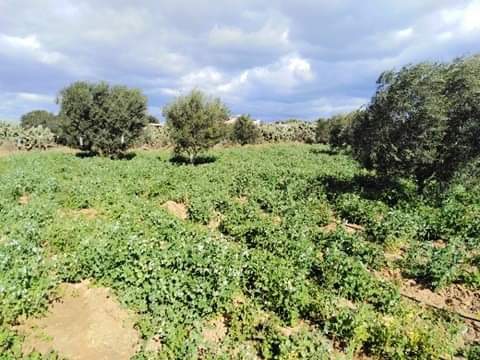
1 144 479 359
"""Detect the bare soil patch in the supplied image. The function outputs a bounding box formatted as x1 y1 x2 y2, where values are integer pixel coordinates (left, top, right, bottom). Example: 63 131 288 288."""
16 280 139 360
202 316 227 346
378 268 480 315
236 196 248 205
59 208 100 220
321 221 364 234
144 334 162 354
279 320 308 337
18 194 30 205
207 211 223 230
162 200 188 220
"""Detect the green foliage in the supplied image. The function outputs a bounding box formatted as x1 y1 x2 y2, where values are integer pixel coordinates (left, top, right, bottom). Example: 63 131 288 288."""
163 89 229 162
0 144 476 359
314 118 329 144
232 114 260 145
351 55 480 186
465 343 480 360
57 81 148 157
314 112 361 147
402 241 468 289
20 110 60 135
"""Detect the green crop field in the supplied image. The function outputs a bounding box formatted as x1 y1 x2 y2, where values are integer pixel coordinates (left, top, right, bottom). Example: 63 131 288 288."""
1 144 479 359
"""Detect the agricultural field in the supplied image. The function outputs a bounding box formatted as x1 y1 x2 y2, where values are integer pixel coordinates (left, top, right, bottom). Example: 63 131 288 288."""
1 144 479 359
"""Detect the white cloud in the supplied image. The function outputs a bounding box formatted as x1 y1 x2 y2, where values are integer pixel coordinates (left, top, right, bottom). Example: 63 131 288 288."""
0 34 65 65
208 22 291 51
16 92 55 103
440 1 480 33
394 27 414 41
170 53 314 98
0 92 56 120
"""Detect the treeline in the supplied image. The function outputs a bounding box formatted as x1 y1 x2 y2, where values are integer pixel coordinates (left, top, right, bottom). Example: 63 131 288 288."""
317 55 480 187
5 85 317 158
3 54 479 183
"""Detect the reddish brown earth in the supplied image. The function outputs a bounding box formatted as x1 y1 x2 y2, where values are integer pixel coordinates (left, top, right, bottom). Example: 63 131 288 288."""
16 281 139 360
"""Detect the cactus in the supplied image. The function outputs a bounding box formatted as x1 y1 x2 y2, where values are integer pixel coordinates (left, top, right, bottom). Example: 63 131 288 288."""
137 124 170 148
16 126 55 150
259 121 316 143
0 122 55 151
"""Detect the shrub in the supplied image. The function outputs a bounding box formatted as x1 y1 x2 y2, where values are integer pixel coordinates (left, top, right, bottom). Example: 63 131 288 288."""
163 89 229 163
232 114 260 145
57 81 148 157
314 118 329 144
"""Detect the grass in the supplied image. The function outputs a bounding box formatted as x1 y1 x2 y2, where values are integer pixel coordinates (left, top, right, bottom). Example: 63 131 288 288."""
0 144 479 359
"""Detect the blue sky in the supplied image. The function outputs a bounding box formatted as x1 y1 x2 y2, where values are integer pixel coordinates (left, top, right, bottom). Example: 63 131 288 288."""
1 0 479 122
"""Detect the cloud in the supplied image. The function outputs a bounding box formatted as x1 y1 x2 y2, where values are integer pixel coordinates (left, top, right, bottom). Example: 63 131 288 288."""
0 92 56 120
0 0 479 121
0 34 66 65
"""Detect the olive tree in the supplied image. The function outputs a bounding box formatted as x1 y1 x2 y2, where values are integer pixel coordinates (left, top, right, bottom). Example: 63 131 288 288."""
232 115 260 145
57 81 148 157
351 55 480 188
163 89 229 162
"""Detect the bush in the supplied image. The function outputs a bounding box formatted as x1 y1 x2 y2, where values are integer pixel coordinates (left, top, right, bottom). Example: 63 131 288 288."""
163 89 229 163
232 114 260 145
315 118 329 144
57 81 148 157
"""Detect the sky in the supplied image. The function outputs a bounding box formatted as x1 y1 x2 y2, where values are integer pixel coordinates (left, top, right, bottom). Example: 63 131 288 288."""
1 0 480 122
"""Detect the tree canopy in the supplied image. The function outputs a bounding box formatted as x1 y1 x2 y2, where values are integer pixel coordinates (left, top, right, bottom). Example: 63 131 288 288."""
163 89 229 162
57 81 148 157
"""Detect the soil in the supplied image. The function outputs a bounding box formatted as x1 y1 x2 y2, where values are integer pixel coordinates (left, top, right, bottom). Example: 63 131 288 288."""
16 280 139 360
144 334 162 354
278 320 308 337
18 194 30 205
77 208 99 220
378 268 480 315
202 316 227 345
59 208 100 220
162 200 188 220
207 211 223 230
321 221 364 234
236 196 248 205
377 267 480 343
